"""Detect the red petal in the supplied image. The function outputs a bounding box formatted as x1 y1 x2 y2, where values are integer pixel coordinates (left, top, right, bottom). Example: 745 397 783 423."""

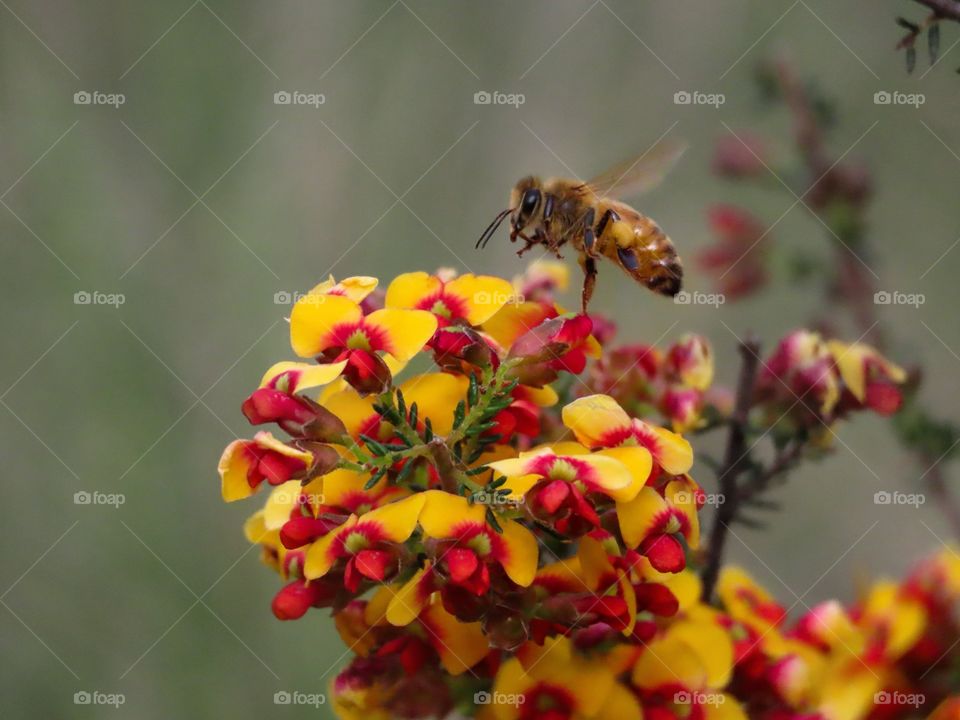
634 582 679 616
865 382 902 416
271 580 321 620
538 480 570 514
280 516 338 549
640 533 686 573
444 547 480 583
354 549 393 582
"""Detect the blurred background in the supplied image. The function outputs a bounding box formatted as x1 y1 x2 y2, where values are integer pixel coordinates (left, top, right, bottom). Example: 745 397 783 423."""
1 1 958 717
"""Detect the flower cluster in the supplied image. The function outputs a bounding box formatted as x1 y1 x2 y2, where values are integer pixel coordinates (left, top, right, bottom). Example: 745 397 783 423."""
217 266 717 717
585 330 718 433
215 264 942 720
715 548 960 720
756 330 908 435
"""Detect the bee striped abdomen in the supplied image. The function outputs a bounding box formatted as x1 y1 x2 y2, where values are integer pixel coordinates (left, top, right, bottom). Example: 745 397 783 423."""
599 212 683 297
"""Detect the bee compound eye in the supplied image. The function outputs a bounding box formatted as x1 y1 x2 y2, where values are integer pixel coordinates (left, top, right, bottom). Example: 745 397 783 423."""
522 189 540 211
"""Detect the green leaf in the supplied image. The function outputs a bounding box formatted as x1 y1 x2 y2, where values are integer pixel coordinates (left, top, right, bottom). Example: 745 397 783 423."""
395 457 418 485
359 434 388 456
452 400 466 429
364 467 388 489
485 508 503 534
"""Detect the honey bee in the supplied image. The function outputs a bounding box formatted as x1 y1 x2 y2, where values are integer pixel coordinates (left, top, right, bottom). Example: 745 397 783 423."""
476 139 686 312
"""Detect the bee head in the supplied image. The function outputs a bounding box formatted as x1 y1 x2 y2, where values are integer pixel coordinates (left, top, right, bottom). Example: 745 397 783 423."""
510 176 542 238
476 176 541 250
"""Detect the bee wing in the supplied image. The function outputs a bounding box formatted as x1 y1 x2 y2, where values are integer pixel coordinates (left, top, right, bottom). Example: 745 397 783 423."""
581 137 687 200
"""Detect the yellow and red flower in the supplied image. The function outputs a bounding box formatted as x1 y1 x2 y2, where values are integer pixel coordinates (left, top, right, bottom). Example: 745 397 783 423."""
486 444 647 536
828 340 907 416
218 431 322 501
304 494 427 592
289 289 437 393
562 394 694 477
387 490 538 621
385 271 517 328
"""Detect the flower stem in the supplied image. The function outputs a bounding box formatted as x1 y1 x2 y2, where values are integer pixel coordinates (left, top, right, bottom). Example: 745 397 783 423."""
701 336 761 603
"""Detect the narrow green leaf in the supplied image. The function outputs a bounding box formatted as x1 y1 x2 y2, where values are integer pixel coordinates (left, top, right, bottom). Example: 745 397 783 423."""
485 508 503 534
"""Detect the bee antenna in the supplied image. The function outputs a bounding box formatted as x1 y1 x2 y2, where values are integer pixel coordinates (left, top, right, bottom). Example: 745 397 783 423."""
476 208 513 250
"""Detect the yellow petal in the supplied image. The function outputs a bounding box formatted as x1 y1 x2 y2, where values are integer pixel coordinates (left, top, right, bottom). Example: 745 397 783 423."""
259 360 348 392
290 294 363 357
704 695 749 720
264 480 302 529
632 633 708 690
596 446 652 502
384 272 443 310
399 373 469 435
562 394 632 447
320 467 372 508
419 490 485 538
421 602 489 676
445 273 518 325
219 439 257 502
363 308 438 362
358 493 427 543
386 563 433 626
617 487 671 549
578 534 615 590
304 515 357 579
666 476 700 548
243 510 267 543
481 301 552 351
309 275 379 304
659 569 703 612
523 383 559 407
646 423 694 475
490 657 533 720
596 682 644 720
498 519 538 587
672 618 735 687
320 386 378 438
364 584 394 626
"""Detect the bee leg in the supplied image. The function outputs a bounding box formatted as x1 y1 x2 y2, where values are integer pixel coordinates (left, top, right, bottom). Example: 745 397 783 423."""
580 255 598 313
594 208 620 253
542 193 556 238
515 231 538 257
581 207 596 257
